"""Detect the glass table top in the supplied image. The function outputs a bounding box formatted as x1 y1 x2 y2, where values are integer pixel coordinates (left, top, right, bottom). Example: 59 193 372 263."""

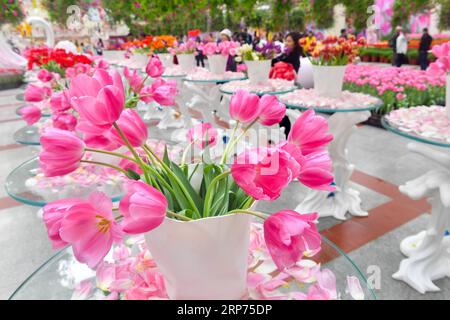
381 116 450 148
184 76 247 84
9 234 376 300
284 102 381 114
13 125 41 146
5 157 124 207
220 86 296 96
16 105 52 118
16 93 24 101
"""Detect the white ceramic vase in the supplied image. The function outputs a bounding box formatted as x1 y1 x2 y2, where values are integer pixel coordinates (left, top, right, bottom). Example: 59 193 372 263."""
158 53 173 68
312 65 347 98
446 74 450 119
177 54 196 73
297 57 314 89
208 55 228 74
145 213 252 300
245 59 272 84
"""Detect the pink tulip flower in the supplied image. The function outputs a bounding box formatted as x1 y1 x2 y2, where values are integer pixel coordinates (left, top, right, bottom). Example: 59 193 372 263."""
83 132 121 151
110 109 148 147
52 113 78 131
24 84 51 102
70 69 125 133
146 56 165 78
288 110 333 155
42 198 82 249
39 128 86 177
257 95 286 126
263 210 321 270
50 90 72 113
187 122 218 149
231 148 300 201
119 181 168 234
229 89 261 124
19 105 42 125
37 69 53 82
140 78 177 106
59 192 123 268
123 67 144 93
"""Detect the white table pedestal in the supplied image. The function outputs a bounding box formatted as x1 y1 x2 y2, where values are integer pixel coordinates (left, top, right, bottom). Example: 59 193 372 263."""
392 142 450 294
295 110 371 220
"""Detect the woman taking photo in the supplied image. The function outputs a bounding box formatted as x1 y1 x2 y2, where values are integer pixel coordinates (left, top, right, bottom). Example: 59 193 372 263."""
271 32 304 136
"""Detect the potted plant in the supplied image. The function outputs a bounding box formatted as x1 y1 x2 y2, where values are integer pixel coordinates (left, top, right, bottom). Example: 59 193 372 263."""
38 61 336 299
152 35 177 68
236 43 281 83
169 39 198 73
307 35 363 98
199 41 239 74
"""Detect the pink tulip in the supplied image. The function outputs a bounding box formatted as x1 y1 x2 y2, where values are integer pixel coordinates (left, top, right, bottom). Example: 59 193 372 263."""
59 192 123 268
70 69 125 133
231 148 300 200
97 59 110 69
237 64 247 72
258 95 286 126
263 210 321 270
229 89 261 124
24 84 51 102
37 69 53 82
146 56 165 78
83 132 121 151
119 154 143 175
50 90 72 113
39 128 85 177
187 122 218 149
119 181 168 234
110 109 148 147
288 110 333 155
140 78 177 106
42 199 82 249
123 67 144 93
52 112 78 131
19 105 42 125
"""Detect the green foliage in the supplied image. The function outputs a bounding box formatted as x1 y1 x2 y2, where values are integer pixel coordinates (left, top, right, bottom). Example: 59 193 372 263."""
0 0 24 25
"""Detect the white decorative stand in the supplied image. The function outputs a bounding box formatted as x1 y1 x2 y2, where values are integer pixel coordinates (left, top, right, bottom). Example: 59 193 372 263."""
295 110 373 220
392 142 450 294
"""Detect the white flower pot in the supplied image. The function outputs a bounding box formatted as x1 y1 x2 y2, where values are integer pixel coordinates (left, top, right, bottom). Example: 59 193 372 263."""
245 60 272 84
208 55 228 74
145 213 252 300
446 74 450 119
158 53 173 68
297 57 314 89
312 65 347 98
131 53 149 69
177 54 196 73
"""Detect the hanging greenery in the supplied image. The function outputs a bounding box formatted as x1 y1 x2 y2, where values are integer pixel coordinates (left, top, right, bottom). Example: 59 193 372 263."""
0 0 24 25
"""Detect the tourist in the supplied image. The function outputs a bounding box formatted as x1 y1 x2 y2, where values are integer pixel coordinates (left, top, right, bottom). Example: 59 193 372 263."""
389 27 401 66
395 27 408 67
419 28 433 70
95 38 104 56
195 36 205 68
340 28 348 39
219 29 236 72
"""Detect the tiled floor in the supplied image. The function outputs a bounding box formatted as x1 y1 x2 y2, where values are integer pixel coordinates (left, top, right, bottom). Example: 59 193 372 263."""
0 85 448 300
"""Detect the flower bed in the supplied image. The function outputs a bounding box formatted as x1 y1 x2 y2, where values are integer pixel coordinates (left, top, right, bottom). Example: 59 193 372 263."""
344 64 446 115
0 68 24 90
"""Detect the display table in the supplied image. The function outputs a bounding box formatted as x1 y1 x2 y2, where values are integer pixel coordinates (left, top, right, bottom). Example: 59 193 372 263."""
5 157 124 207
382 106 450 294
13 125 41 146
279 89 382 220
219 79 296 96
9 228 376 300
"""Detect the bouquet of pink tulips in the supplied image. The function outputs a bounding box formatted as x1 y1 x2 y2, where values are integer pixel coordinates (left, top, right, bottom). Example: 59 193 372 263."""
168 39 198 55
38 55 335 279
198 41 240 56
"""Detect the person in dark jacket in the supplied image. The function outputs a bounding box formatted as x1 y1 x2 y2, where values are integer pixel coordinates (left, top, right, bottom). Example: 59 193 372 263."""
419 28 433 70
271 32 304 137
389 27 400 66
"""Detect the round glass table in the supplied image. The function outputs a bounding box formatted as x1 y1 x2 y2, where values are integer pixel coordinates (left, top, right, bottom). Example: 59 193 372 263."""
5 157 124 207
381 110 450 294
281 99 382 220
219 79 296 96
13 125 41 146
9 234 376 300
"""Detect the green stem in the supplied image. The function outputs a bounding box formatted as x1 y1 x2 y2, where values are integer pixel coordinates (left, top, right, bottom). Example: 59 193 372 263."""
113 122 151 184
220 121 239 165
221 119 258 164
85 148 137 163
227 209 268 221
167 210 193 221
80 160 128 175
181 140 196 166
203 170 231 218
